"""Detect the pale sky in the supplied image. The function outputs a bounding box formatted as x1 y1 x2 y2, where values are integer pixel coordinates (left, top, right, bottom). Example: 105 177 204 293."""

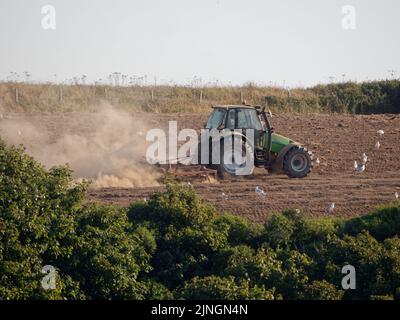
0 0 399 87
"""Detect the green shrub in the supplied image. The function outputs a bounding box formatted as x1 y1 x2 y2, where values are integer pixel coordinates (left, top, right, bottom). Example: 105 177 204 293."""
128 183 230 288
381 237 400 298
0 139 155 299
66 204 155 299
179 276 276 300
0 139 86 299
263 213 295 248
302 280 344 300
325 231 383 299
223 246 283 285
343 205 400 240
2 138 400 300
213 214 264 247
141 279 174 300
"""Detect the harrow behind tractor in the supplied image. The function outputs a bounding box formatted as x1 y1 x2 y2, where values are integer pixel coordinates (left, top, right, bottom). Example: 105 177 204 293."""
155 105 314 182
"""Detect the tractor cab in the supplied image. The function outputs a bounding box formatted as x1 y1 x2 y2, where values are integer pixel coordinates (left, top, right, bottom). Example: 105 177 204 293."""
206 105 264 131
205 106 271 163
204 105 314 178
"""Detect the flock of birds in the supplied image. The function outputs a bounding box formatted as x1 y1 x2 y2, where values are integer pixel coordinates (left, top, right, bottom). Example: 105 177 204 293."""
352 130 383 174
326 129 399 213
214 128 399 215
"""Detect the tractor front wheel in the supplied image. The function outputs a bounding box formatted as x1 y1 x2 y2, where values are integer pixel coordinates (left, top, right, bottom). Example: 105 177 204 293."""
283 146 313 178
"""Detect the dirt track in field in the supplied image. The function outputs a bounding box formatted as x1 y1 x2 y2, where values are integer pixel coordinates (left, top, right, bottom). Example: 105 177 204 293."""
1 111 400 222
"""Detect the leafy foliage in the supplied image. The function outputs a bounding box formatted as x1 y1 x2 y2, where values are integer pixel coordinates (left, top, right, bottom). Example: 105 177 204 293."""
179 276 275 300
1 139 400 299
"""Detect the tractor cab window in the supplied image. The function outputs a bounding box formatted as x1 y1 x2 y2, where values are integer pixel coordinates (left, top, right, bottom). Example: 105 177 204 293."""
206 108 226 129
237 109 262 130
226 109 236 129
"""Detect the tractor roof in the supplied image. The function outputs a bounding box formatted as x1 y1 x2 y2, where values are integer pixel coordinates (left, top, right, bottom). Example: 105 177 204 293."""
212 105 262 110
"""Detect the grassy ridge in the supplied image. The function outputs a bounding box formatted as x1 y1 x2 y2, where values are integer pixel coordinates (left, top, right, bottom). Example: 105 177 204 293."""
1 80 399 114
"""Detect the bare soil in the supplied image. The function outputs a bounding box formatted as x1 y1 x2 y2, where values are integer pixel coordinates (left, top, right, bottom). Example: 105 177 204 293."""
2 111 400 222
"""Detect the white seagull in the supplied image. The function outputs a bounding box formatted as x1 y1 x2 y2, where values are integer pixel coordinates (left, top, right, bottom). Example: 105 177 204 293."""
255 186 267 197
355 164 366 173
361 153 368 164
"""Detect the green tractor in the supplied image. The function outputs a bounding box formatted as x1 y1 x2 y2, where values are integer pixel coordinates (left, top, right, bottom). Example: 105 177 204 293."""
201 105 314 178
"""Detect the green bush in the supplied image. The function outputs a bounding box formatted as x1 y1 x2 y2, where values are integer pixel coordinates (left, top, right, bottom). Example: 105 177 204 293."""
324 231 383 299
311 80 400 114
2 138 400 300
128 183 230 288
213 214 264 247
0 139 155 299
381 237 400 298
65 204 155 299
0 140 86 299
302 280 344 300
179 276 276 300
343 205 400 240
263 213 295 248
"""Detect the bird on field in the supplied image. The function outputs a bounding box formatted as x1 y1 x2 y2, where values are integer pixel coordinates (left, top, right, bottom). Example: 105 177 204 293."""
375 141 381 150
395 192 399 201
17 130 22 136
361 153 368 164
255 186 267 197
221 192 229 199
327 202 335 213
377 130 385 136
354 160 366 172
355 164 366 173
315 158 320 165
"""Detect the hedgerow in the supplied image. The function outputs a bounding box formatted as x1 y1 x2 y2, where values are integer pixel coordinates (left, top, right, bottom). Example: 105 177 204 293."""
1 139 400 299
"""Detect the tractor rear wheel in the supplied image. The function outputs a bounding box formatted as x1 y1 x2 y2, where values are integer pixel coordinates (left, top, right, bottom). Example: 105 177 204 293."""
218 139 254 179
283 146 313 178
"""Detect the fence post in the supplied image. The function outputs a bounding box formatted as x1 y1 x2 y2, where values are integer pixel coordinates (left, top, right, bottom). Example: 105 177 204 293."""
15 88 19 103
151 89 154 101
199 90 203 103
240 90 243 104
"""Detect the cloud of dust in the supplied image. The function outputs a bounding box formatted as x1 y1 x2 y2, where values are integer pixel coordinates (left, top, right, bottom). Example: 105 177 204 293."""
0 105 161 188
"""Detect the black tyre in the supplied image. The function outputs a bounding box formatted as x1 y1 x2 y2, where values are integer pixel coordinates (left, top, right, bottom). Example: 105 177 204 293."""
283 146 313 178
217 138 254 179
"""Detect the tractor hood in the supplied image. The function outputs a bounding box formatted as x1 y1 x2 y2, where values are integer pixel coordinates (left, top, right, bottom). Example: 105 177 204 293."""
270 133 297 153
